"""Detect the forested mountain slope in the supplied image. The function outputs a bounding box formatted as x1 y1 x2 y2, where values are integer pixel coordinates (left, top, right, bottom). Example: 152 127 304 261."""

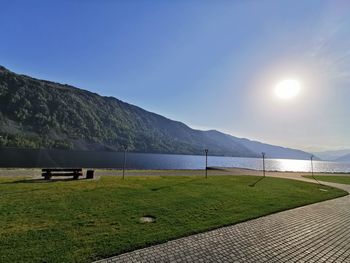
0 65 312 159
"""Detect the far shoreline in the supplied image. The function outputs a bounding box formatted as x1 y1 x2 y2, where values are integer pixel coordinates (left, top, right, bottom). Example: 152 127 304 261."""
0 167 349 178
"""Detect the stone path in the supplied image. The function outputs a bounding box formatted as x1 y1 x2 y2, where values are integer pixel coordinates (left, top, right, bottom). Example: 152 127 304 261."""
94 174 350 263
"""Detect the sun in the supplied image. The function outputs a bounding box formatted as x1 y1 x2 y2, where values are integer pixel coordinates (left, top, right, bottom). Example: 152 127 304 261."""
274 79 301 99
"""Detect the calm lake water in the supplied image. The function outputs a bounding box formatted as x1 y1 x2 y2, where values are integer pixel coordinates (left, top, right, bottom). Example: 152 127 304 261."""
0 148 350 173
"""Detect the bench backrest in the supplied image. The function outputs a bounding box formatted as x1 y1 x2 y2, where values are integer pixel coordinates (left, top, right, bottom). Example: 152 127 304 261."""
42 168 82 172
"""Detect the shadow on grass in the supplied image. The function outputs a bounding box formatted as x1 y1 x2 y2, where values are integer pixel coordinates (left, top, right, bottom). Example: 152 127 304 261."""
150 177 202 191
249 176 266 187
1 178 89 184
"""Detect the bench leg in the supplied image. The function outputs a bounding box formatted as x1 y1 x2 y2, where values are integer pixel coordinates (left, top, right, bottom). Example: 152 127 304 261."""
73 175 79 180
44 174 51 180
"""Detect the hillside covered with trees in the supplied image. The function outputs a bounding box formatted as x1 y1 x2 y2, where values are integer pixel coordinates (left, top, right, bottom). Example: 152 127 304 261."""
0 65 314 159
0 65 259 156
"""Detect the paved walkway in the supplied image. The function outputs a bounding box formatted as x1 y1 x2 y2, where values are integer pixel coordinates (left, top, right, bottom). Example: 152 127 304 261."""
95 174 350 263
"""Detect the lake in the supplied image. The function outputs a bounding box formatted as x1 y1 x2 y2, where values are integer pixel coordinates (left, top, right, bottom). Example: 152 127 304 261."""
0 148 350 173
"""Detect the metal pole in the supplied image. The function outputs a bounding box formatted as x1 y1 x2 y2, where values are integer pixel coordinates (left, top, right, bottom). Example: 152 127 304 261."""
122 145 127 180
310 154 321 184
262 152 266 177
205 149 208 179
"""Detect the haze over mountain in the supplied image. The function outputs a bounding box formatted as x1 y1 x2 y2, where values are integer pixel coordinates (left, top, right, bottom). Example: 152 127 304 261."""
313 149 350 161
335 153 350 162
0 65 313 159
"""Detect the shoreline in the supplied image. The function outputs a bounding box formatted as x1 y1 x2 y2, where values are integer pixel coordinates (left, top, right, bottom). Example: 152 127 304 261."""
0 167 349 178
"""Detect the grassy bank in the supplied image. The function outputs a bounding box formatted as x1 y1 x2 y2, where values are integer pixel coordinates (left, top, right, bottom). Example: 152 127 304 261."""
304 175 350 185
0 173 347 262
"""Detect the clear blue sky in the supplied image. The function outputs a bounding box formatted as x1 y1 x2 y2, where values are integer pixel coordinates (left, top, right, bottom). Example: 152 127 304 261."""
1 0 350 151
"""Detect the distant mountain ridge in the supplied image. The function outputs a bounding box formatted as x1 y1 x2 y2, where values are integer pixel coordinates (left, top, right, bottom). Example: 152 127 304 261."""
313 149 350 161
336 153 350 162
234 137 315 160
0 65 313 159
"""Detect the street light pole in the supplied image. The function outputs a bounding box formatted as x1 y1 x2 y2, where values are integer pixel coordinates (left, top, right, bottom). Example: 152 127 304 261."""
122 145 127 180
310 154 321 185
205 149 208 179
262 152 266 177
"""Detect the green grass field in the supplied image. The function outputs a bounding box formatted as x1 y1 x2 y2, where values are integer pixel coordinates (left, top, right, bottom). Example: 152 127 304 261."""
0 174 347 263
304 175 350 185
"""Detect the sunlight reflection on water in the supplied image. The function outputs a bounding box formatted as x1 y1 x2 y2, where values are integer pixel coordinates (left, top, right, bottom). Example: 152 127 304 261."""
268 158 311 172
224 157 350 173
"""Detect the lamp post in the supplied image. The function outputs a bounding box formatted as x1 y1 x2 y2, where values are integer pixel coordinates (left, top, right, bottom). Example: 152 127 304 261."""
122 145 127 180
310 155 321 184
262 152 266 177
205 149 208 179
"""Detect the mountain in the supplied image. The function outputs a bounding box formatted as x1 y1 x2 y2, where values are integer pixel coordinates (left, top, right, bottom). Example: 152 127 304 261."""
234 138 315 160
336 153 350 162
0 65 312 159
313 149 350 161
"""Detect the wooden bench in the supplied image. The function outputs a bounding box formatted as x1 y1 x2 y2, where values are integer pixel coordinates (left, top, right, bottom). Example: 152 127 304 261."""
42 168 83 180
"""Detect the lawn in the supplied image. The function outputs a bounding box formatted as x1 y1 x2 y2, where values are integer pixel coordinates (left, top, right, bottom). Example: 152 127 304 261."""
304 175 350 185
0 174 347 263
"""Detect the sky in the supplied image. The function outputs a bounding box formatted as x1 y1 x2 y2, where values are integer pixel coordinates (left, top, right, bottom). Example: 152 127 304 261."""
1 0 350 152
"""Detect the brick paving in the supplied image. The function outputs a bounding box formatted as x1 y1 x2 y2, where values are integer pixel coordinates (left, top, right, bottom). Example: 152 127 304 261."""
94 175 350 263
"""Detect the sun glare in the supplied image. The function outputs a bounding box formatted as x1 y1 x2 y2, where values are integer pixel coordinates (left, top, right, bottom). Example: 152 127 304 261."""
274 79 301 99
